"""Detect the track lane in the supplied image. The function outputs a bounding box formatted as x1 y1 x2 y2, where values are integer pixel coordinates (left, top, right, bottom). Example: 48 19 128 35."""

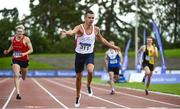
0 78 14 107
91 82 180 107
1 77 179 108
5 78 62 109
58 78 180 108
33 78 68 109
40 78 128 108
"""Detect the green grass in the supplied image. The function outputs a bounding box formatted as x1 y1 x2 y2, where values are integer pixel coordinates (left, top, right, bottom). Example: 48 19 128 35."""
89 77 180 95
97 48 180 58
127 49 180 58
164 49 180 57
0 57 12 69
31 53 74 58
0 56 55 70
0 48 180 69
29 60 56 70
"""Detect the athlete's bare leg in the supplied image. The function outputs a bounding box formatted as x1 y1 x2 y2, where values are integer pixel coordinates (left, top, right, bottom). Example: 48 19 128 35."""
108 71 114 89
12 64 21 95
146 72 152 89
21 68 28 80
76 72 82 97
114 74 119 82
86 64 94 87
144 66 151 95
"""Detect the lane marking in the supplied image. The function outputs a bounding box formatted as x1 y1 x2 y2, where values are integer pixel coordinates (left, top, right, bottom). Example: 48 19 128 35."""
2 87 15 109
45 78 129 109
32 78 69 109
122 87 180 98
93 86 180 108
59 78 180 108
0 78 10 84
86 80 180 98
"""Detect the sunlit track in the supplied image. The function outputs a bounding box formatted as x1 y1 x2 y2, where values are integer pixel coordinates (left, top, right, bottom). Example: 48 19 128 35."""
0 78 10 84
122 87 180 98
44 78 130 108
1 78 179 108
32 78 69 109
91 84 180 108
2 87 15 109
56 78 180 108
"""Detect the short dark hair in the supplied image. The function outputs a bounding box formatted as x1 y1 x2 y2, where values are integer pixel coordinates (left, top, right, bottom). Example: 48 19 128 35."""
85 10 94 16
147 36 155 44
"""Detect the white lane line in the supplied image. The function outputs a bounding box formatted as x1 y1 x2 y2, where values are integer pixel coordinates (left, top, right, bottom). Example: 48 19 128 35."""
91 84 180 108
32 78 69 109
2 87 15 109
60 79 180 108
123 87 180 98
45 78 129 109
89 81 180 98
0 78 9 84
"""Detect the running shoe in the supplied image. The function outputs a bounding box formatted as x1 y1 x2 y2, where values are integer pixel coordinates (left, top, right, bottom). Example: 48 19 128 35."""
75 94 81 108
16 94 21 100
145 89 149 95
87 87 93 96
110 90 115 95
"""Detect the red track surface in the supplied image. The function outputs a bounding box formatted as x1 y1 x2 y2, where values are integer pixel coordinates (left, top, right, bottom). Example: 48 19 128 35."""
0 77 180 109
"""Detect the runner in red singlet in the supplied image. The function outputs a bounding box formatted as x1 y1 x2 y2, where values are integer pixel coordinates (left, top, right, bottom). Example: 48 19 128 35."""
4 25 33 100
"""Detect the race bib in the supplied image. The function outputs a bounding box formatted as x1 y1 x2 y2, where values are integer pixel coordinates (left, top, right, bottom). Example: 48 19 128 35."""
79 42 91 51
145 56 152 61
110 59 118 64
13 51 22 58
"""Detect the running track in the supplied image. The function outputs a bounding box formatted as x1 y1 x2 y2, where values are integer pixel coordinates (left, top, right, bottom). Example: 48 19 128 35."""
0 77 180 109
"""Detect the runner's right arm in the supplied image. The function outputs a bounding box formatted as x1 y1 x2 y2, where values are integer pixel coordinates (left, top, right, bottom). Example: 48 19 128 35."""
4 38 13 55
61 25 81 36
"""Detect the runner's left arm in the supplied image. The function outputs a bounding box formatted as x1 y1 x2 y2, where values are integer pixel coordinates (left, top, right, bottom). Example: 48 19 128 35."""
21 37 33 56
96 27 120 51
154 46 158 57
118 51 123 65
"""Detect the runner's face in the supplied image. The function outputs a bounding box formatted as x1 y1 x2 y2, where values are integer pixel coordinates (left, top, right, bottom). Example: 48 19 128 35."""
147 38 153 45
85 13 94 25
16 28 24 36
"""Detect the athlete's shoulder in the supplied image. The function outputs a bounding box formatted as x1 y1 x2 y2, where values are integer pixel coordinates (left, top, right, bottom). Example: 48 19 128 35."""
11 35 15 39
75 24 82 28
24 35 31 42
94 26 100 31
10 36 15 41
93 26 100 35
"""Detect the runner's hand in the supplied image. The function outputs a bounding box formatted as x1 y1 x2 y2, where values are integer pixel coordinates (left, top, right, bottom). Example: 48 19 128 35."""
60 29 67 39
21 53 26 57
3 50 8 55
114 46 120 52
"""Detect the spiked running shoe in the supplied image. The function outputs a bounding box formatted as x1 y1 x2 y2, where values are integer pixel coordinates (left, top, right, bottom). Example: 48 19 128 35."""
87 87 93 96
16 94 21 100
110 90 115 95
75 94 81 108
145 89 149 95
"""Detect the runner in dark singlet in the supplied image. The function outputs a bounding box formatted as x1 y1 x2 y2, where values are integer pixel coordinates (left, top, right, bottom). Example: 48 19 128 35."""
138 37 158 95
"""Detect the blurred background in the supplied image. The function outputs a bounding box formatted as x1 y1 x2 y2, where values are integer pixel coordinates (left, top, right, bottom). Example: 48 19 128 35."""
0 0 179 70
